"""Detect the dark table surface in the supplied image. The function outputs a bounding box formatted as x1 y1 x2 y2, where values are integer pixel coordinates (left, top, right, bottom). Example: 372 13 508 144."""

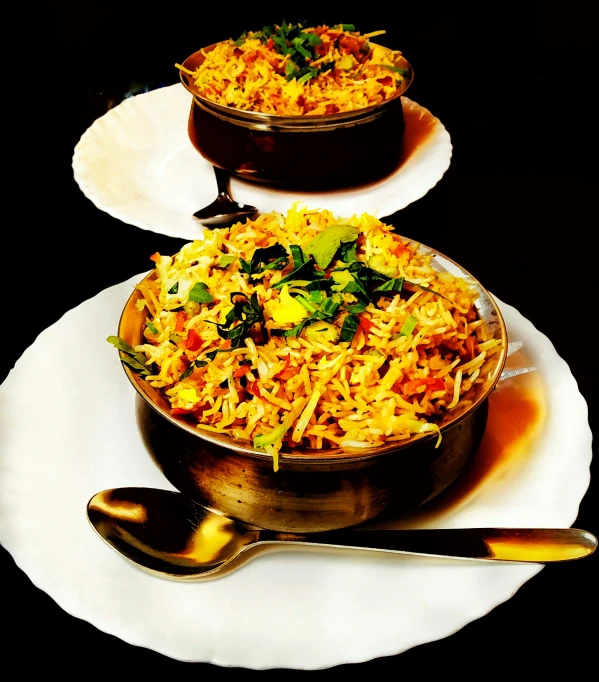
3 1 597 673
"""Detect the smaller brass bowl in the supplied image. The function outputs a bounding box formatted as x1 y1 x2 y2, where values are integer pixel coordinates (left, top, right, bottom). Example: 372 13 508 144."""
178 42 414 190
117 241 507 532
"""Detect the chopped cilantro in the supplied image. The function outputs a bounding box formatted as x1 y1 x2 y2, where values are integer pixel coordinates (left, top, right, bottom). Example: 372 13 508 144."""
240 244 289 277
188 282 213 303
303 224 360 269
339 313 360 342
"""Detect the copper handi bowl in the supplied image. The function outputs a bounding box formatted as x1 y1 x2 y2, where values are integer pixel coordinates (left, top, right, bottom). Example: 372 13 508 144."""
178 42 414 190
117 242 507 533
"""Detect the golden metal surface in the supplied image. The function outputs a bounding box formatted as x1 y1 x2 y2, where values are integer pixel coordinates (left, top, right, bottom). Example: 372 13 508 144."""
87 488 597 581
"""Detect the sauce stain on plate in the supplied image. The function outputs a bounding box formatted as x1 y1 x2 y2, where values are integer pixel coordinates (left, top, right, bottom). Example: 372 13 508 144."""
398 99 439 165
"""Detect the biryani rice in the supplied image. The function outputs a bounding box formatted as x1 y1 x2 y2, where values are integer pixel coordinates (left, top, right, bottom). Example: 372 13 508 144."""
113 205 502 471
177 23 407 116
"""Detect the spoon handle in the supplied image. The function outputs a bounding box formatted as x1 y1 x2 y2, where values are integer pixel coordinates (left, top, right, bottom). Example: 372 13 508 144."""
213 165 232 199
262 527 597 563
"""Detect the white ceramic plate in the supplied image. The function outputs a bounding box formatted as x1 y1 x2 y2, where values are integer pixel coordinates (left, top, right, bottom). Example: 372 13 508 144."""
0 276 591 669
72 84 452 240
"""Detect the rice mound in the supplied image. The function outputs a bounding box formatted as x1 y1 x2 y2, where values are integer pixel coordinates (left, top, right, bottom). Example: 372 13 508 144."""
115 205 502 470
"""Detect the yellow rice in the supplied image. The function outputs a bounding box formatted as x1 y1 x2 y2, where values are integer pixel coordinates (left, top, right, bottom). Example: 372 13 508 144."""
176 23 406 115
124 205 502 471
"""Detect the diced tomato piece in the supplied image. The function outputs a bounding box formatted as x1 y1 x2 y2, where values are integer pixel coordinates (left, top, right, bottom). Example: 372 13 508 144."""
425 378 446 392
358 315 375 334
247 381 262 398
277 368 301 381
266 37 275 50
171 405 204 418
274 356 291 378
391 241 408 256
149 252 161 263
402 377 446 395
176 311 187 332
185 329 202 351
377 76 394 87
220 340 231 349
233 364 251 378
466 335 476 360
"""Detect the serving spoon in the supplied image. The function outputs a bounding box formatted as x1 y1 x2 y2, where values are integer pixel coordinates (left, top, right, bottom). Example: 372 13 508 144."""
87 487 596 581
193 166 259 228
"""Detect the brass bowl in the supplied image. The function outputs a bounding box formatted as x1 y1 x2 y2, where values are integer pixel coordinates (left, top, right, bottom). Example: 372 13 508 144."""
178 42 414 190
117 240 507 532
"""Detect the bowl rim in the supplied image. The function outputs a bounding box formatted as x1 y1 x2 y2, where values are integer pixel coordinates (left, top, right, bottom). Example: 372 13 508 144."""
178 40 414 124
117 232 508 464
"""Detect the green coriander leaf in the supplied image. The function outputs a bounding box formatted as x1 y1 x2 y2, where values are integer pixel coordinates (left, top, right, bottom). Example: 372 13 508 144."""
271 258 319 289
146 321 159 334
188 282 213 303
339 313 360 343
303 224 360 270
168 282 179 294
320 297 341 317
374 277 405 294
338 240 357 263
179 364 194 381
289 244 306 268
348 301 368 313
404 280 451 302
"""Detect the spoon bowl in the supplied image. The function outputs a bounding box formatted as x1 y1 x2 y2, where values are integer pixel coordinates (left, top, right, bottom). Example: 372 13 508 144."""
87 487 597 581
193 166 258 228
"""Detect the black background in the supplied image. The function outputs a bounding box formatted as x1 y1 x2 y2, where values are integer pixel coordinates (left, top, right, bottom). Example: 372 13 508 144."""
2 0 597 674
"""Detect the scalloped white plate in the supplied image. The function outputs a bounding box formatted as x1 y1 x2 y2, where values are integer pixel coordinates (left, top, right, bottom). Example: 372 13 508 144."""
0 276 591 669
72 84 452 240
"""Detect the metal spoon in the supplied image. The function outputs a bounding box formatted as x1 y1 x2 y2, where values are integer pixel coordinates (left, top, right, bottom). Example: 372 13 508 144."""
192 166 259 228
87 487 597 581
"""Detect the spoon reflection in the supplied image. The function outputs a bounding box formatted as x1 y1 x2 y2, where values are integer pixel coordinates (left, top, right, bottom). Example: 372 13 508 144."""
87 487 597 581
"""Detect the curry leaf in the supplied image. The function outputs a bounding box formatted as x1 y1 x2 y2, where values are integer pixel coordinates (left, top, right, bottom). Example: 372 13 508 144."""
107 336 155 377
